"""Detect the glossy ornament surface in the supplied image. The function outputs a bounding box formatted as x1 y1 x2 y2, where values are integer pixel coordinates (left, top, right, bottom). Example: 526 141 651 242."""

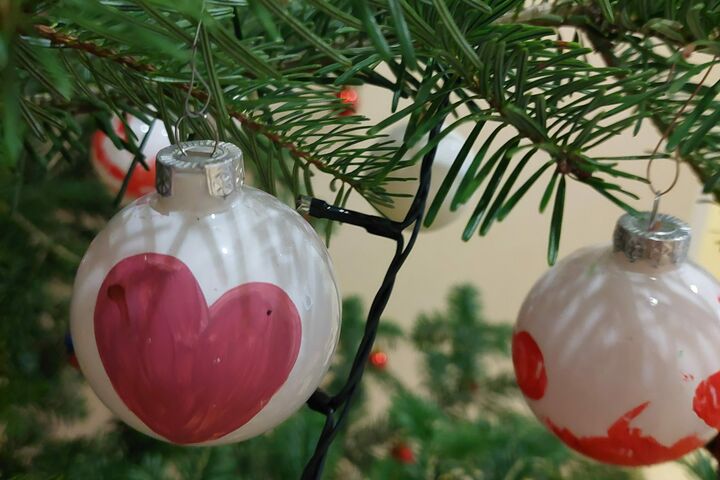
71 141 341 445
373 125 475 230
513 213 720 466
90 114 170 199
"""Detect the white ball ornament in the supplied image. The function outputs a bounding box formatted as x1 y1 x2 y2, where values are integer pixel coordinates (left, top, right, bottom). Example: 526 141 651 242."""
71 141 341 445
373 125 476 230
91 114 171 199
513 213 720 466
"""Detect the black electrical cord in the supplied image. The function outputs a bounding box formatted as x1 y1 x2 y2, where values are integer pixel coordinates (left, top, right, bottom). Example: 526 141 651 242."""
296 109 449 480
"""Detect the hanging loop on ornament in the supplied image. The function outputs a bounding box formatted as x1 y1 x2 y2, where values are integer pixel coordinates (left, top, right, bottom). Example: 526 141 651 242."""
184 21 212 120
174 8 220 159
646 149 681 199
643 57 716 231
645 150 680 230
173 113 220 159
647 193 661 230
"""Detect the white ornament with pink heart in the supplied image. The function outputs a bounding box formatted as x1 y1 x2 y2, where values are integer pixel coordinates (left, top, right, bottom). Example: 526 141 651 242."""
71 141 341 445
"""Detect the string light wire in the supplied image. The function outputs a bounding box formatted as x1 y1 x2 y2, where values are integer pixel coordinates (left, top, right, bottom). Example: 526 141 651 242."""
297 99 451 480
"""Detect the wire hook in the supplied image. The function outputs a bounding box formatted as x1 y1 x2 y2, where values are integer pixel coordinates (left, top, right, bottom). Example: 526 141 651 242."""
645 150 681 229
174 7 219 158
644 56 717 229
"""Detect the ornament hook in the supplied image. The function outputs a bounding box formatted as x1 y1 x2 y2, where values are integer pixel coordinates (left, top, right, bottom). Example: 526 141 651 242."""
646 150 681 200
647 193 661 231
644 56 717 231
645 151 680 230
174 7 219 159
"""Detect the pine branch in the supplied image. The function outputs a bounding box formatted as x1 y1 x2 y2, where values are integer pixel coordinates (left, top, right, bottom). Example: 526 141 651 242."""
31 23 364 191
499 2 720 202
583 27 720 202
498 3 557 24
12 0 720 259
33 24 157 73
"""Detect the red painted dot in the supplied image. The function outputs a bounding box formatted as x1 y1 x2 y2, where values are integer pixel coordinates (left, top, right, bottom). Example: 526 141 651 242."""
694 371 720 428
547 402 704 466
512 331 547 400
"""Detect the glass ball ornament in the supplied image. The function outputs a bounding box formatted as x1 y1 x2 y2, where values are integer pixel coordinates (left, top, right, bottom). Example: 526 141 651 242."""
71 140 341 445
372 124 476 230
513 212 720 466
90 114 171 199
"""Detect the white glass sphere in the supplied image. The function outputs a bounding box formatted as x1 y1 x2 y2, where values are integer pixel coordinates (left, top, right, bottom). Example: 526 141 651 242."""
373 125 475 230
71 143 340 445
514 236 720 466
91 114 170 199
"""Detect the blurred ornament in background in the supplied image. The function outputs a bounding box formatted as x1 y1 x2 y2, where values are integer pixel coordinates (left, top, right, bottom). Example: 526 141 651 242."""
513 212 720 466
369 349 388 370
372 124 475 231
90 114 170 200
336 86 359 116
390 442 415 464
72 140 341 445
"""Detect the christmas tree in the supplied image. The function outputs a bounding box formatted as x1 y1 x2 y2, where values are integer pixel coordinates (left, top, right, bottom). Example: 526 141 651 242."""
0 275 660 479
3 1 720 479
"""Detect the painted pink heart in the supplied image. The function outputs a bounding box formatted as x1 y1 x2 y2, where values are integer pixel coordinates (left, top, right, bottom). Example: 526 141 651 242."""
93 253 301 444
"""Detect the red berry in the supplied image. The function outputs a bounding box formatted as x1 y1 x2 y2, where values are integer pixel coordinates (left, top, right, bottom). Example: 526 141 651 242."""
391 443 415 464
369 350 388 369
336 87 359 116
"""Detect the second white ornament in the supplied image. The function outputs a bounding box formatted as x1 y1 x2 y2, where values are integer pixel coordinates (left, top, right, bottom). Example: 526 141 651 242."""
513 213 720 466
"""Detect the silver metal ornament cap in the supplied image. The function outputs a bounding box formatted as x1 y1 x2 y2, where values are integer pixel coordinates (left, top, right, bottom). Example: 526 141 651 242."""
155 140 244 198
613 212 691 267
